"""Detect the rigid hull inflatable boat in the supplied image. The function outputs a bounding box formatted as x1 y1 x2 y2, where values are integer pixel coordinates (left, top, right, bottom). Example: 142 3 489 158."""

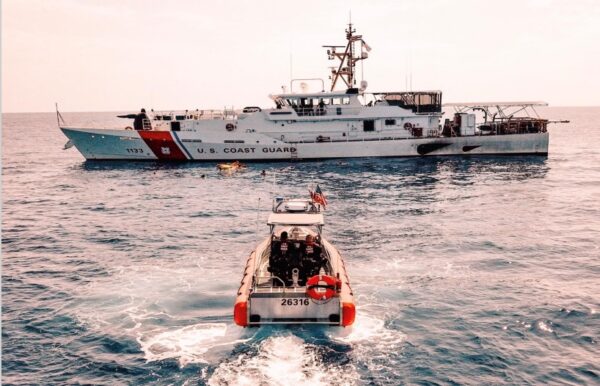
234 198 355 327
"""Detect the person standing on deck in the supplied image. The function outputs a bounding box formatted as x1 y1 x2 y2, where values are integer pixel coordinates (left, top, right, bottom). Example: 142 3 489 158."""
133 108 149 131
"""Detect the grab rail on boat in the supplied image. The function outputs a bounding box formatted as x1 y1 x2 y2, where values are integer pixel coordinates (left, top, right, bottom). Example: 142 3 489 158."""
253 275 287 290
151 109 239 121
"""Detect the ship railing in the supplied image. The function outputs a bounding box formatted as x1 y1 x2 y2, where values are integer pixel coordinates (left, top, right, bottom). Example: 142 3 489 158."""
477 118 548 135
253 275 304 293
152 109 239 121
291 106 362 117
289 130 442 144
293 106 327 117
142 118 152 130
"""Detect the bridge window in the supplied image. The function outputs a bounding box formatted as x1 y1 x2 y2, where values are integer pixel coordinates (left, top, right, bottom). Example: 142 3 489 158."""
385 119 396 126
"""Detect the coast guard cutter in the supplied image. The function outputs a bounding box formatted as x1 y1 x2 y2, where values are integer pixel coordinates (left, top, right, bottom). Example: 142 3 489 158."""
61 23 551 161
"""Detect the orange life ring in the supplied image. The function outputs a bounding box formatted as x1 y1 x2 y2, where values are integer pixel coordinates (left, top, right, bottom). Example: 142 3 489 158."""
125 126 134 130
404 122 413 130
306 274 338 301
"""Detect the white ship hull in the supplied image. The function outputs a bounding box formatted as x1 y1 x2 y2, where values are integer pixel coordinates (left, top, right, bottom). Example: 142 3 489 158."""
61 127 548 161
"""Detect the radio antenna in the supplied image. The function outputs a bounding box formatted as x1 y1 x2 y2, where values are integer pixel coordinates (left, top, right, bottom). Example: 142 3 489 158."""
255 197 261 239
289 52 293 84
323 22 370 91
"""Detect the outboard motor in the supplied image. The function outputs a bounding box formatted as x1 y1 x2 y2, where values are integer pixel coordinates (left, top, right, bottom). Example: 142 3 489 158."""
292 268 300 288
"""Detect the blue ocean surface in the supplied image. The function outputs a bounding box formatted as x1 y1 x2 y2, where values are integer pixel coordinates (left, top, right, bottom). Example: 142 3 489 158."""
2 108 599 385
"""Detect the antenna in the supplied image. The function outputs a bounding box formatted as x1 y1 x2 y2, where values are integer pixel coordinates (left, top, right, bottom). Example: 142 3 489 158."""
323 22 371 91
255 197 261 239
290 52 293 85
409 53 413 91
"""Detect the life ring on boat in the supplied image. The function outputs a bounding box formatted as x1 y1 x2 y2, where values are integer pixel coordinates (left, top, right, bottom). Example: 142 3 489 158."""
226 123 236 131
306 274 338 301
404 122 413 130
125 126 133 130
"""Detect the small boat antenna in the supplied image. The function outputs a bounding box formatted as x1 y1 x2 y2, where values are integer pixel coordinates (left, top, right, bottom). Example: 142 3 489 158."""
323 21 371 91
255 197 261 238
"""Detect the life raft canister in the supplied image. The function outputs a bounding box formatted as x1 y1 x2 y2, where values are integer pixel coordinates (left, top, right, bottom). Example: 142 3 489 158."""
226 123 236 131
306 274 338 301
404 122 413 130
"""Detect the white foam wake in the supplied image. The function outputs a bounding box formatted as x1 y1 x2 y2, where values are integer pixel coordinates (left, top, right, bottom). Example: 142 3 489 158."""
209 334 359 386
328 312 406 346
138 323 250 367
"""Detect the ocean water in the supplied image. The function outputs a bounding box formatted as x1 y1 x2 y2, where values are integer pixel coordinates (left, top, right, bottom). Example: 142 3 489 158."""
2 108 599 385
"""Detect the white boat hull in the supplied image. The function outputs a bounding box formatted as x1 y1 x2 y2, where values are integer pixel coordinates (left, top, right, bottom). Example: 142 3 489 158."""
234 233 356 327
61 127 548 161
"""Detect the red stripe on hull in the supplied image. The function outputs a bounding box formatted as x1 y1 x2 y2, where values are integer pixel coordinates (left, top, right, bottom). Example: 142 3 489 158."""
138 131 188 161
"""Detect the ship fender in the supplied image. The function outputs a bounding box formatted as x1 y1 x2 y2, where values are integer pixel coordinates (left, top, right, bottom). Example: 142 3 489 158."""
306 274 338 301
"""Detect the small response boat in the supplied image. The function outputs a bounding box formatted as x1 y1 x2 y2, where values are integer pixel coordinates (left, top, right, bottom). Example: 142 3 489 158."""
234 197 355 327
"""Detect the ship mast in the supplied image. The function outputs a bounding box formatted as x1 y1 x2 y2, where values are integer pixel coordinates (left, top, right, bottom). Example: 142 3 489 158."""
323 23 371 91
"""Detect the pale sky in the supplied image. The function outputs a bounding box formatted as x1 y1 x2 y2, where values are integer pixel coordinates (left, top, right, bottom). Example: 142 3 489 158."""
2 0 600 112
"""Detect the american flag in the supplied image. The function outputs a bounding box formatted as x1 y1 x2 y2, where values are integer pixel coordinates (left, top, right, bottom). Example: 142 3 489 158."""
310 184 328 207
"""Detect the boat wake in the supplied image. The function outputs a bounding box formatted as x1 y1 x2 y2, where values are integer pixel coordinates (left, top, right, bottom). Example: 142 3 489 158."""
206 312 405 385
138 323 250 366
208 333 358 386
328 311 405 346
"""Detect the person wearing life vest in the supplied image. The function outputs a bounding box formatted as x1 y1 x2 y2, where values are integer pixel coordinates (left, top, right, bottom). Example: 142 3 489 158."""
269 231 292 286
301 235 325 279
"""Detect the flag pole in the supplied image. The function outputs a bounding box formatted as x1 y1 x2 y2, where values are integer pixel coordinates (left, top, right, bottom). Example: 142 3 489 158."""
55 103 66 127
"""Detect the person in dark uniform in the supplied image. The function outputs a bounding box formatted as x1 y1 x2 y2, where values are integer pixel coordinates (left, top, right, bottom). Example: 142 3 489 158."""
301 234 325 278
269 231 292 286
133 108 149 131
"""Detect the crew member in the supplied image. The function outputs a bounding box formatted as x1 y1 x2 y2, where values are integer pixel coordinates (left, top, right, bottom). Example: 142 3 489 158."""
269 231 292 286
301 234 325 278
317 99 325 115
133 108 149 131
